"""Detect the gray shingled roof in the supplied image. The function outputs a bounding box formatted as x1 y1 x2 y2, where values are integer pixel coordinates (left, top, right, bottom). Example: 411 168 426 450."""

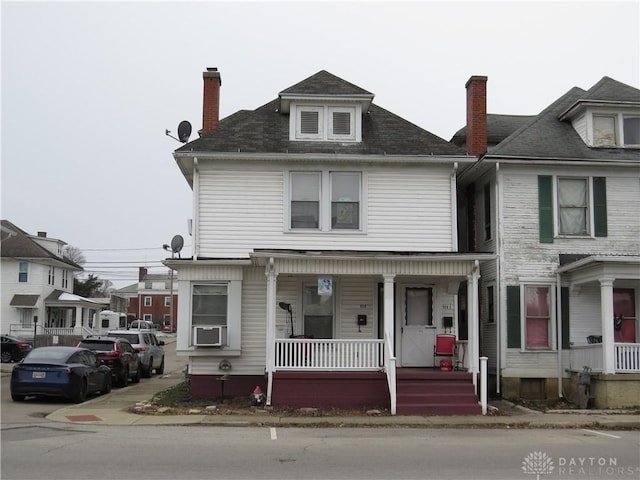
487 77 640 161
1 220 83 270
450 114 536 149
176 71 466 157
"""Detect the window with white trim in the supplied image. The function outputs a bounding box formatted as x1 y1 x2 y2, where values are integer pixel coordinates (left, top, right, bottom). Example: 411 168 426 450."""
289 171 362 231
62 270 69 289
293 105 357 141
144 296 152 307
192 284 228 326
592 113 640 147
557 177 589 236
143 314 152 322
164 296 172 307
18 262 28 283
524 285 552 349
48 266 55 285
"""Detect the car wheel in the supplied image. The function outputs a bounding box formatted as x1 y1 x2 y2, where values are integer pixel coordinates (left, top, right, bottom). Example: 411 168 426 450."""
142 358 152 378
73 379 88 403
157 357 165 375
11 393 26 401
100 375 112 395
118 367 128 387
1 351 12 363
132 362 141 384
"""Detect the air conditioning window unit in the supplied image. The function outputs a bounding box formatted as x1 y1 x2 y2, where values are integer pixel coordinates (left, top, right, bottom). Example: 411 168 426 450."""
193 326 227 347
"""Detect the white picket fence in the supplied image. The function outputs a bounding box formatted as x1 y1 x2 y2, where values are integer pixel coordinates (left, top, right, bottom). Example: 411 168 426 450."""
275 338 384 370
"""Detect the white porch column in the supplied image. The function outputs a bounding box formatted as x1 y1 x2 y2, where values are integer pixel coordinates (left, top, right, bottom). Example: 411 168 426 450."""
265 259 278 405
600 278 616 374
383 274 396 345
468 262 480 390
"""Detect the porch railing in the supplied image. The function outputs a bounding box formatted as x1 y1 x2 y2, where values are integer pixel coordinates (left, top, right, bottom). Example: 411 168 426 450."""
570 344 604 372
615 343 640 372
569 343 640 373
275 338 384 370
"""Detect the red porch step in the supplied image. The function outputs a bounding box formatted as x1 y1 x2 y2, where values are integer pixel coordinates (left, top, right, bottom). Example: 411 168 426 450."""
396 370 482 416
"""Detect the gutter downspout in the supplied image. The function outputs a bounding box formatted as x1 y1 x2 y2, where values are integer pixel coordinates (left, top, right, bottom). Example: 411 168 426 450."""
451 162 459 251
495 162 502 395
193 158 200 260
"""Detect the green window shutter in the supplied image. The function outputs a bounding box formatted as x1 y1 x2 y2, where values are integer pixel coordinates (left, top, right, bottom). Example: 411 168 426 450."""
593 177 607 237
538 175 554 243
506 286 521 348
561 287 571 349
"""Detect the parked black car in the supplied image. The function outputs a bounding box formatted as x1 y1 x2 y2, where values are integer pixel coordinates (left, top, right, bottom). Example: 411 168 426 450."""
1 335 33 363
77 337 141 387
10 346 112 403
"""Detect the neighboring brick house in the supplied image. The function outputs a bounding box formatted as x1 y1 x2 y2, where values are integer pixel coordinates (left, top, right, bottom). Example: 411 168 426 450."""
455 76 640 408
123 267 177 331
165 68 492 415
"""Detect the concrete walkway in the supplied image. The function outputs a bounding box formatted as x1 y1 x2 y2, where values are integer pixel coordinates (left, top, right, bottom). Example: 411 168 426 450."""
3 361 639 429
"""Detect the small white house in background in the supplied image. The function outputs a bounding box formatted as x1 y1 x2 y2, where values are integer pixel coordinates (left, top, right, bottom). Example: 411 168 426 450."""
1 220 100 340
165 68 492 415
455 76 640 408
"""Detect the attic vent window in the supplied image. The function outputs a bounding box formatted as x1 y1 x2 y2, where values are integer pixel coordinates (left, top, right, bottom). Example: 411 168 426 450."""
332 112 351 135
301 111 320 135
292 105 359 142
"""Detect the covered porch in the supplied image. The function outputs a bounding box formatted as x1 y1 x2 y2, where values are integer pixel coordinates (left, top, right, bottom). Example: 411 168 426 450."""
558 256 640 408
253 249 492 415
8 290 100 340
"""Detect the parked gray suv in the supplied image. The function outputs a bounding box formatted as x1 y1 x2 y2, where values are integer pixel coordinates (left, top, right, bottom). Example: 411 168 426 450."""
107 330 165 378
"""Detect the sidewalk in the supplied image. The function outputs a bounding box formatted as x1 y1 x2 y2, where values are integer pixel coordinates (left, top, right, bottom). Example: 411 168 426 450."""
3 362 639 429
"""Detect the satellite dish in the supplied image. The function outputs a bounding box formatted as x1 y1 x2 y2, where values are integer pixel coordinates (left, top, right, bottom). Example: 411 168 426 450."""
177 121 192 143
170 235 184 255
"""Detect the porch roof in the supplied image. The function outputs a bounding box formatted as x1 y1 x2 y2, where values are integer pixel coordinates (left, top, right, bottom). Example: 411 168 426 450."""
10 294 39 308
250 249 494 276
557 255 640 285
44 290 100 308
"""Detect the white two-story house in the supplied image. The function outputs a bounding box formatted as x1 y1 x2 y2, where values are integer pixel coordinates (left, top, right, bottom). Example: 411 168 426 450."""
1 220 100 341
456 76 640 408
167 68 493 415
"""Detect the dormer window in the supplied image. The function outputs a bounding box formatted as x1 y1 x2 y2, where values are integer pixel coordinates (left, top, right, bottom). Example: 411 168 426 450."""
590 112 640 148
291 104 360 142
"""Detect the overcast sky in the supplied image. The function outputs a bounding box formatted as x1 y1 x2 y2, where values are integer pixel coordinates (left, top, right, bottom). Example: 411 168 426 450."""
2 1 639 289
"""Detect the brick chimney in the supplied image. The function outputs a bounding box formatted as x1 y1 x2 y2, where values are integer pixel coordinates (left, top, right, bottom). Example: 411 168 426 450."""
465 76 488 157
37 231 47 238
138 267 147 282
201 67 222 136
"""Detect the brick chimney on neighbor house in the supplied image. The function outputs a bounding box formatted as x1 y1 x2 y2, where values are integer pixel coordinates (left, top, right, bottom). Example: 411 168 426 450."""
465 75 488 157
201 67 222 136
138 267 147 282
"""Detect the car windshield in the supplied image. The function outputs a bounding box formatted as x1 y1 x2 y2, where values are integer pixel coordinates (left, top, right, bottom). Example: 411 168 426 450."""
24 349 72 363
108 333 139 344
78 341 115 352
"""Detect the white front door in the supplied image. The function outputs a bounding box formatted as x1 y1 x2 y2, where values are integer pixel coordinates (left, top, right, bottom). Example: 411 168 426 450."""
401 286 436 367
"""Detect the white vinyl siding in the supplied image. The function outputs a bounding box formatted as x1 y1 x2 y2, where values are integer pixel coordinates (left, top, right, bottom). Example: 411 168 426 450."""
197 163 454 258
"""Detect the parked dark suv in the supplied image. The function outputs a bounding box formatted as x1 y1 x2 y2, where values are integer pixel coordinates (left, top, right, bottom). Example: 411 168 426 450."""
77 337 141 387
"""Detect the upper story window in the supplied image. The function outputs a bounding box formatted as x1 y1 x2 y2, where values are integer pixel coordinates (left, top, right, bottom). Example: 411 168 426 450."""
557 177 589 236
592 113 640 147
164 296 172 307
288 171 363 232
291 104 359 142
18 262 28 283
48 266 55 286
483 183 492 241
62 270 69 289
144 296 152 307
